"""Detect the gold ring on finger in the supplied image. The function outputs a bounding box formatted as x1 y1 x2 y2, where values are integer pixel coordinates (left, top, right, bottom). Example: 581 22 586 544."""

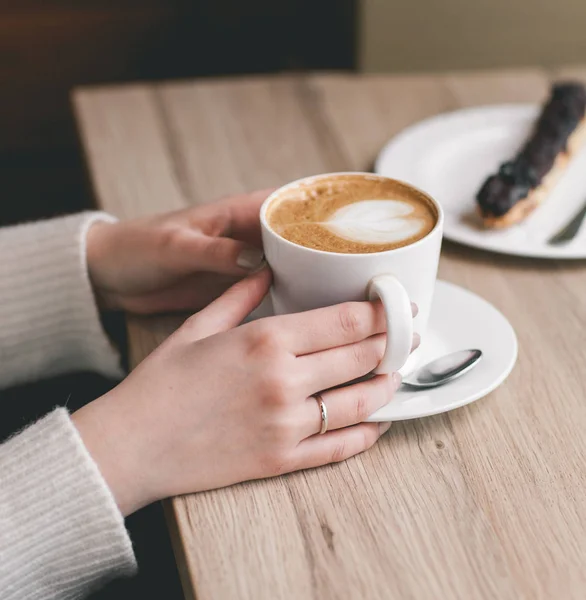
313 393 328 435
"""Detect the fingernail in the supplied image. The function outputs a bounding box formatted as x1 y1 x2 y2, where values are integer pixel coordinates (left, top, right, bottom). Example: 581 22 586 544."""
412 332 421 352
391 372 402 390
379 422 392 435
237 247 265 270
411 302 419 317
249 259 268 274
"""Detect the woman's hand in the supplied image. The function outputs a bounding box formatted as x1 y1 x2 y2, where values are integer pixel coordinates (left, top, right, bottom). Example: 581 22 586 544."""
73 268 417 516
86 189 272 314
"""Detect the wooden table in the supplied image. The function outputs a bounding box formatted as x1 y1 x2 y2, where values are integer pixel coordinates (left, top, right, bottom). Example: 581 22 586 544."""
74 67 586 600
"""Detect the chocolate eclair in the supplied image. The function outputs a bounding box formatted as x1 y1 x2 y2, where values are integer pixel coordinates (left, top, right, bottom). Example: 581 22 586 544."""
476 82 586 228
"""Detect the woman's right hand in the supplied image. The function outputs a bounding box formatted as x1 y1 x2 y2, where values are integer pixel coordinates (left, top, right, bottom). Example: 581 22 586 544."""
73 267 415 516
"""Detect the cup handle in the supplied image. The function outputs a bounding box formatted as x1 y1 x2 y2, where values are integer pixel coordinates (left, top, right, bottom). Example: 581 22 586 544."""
366 274 413 374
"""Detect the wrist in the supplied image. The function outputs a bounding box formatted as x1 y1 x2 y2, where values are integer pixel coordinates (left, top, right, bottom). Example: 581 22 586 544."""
72 391 156 516
86 220 119 311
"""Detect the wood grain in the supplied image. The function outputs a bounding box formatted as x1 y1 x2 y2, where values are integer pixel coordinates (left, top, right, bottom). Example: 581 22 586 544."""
74 86 187 218
74 68 586 599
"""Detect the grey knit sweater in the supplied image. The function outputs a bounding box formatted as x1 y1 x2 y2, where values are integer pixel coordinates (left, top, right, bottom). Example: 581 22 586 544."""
0 213 137 599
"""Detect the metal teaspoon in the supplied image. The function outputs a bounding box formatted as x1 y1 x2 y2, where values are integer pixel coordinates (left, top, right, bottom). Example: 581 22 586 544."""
402 349 482 389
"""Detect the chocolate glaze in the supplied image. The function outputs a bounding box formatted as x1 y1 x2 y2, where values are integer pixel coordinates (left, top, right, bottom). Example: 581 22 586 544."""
477 83 586 218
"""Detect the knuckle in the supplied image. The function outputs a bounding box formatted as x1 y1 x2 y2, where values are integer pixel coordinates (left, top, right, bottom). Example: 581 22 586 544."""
362 426 379 450
350 342 369 368
372 337 386 363
183 312 198 328
248 322 281 356
337 303 363 338
206 238 229 261
351 338 384 371
159 225 183 251
354 391 371 423
183 312 202 334
330 440 348 463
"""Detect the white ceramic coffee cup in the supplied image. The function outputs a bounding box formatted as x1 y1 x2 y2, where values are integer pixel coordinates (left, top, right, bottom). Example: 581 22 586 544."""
260 172 443 375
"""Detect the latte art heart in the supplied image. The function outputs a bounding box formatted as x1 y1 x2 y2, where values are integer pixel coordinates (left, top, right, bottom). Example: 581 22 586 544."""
324 200 426 244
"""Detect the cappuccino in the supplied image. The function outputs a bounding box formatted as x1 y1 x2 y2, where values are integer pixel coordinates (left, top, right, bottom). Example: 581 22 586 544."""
266 174 437 253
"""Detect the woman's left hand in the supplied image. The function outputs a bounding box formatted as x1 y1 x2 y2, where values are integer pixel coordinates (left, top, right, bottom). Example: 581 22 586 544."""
86 189 272 314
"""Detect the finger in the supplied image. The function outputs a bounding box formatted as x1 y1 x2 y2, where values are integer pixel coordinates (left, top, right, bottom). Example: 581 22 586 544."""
300 374 401 438
278 301 386 355
184 267 272 339
277 300 418 356
298 333 386 391
292 422 390 472
412 332 421 351
223 188 277 246
298 332 419 391
116 272 238 314
183 235 265 276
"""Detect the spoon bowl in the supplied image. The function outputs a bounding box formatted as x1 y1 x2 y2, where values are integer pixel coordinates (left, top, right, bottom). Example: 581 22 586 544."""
402 349 482 389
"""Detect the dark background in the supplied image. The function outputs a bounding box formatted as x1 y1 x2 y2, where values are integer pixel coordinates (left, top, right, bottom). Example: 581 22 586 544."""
1 0 356 225
0 3 356 598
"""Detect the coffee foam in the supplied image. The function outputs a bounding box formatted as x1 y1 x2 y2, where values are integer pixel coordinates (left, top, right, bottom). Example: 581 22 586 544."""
266 174 437 254
325 200 426 244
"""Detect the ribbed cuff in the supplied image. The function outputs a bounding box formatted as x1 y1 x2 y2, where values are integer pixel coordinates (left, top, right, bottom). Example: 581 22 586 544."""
0 408 137 599
0 212 124 388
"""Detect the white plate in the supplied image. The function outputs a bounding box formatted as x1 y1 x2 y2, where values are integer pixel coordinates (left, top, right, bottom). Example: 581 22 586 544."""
248 280 517 421
375 104 586 259
367 279 517 421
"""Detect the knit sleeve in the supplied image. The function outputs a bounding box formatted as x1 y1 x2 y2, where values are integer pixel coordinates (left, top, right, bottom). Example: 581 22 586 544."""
0 408 137 599
0 213 124 389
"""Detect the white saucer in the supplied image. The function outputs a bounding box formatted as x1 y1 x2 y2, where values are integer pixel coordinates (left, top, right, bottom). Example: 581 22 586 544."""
366 279 517 421
248 280 517 421
375 104 586 259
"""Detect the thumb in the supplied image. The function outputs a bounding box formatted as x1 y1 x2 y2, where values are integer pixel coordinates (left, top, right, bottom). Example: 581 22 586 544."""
185 235 265 276
184 266 272 340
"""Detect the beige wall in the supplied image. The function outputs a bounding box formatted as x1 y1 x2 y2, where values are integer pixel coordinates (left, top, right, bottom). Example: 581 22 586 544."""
360 0 586 72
